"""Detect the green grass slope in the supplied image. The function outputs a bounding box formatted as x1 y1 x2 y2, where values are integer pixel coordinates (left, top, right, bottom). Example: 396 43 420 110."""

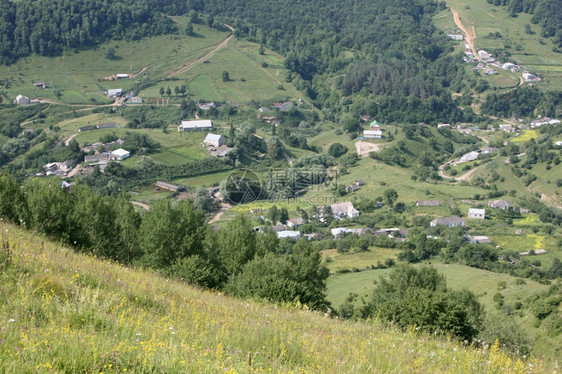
0 222 550 373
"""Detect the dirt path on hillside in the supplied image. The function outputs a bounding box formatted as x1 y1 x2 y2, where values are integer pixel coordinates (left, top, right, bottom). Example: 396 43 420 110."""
131 201 150 210
65 133 79 146
167 25 235 78
209 202 232 224
451 8 478 61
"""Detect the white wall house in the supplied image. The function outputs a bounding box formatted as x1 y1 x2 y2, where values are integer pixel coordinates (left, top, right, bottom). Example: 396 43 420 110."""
178 120 213 132
203 133 226 148
468 208 485 219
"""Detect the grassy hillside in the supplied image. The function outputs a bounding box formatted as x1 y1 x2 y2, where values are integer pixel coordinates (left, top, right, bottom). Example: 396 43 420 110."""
0 222 551 373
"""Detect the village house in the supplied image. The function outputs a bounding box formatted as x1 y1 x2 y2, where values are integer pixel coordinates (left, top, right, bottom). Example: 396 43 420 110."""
331 227 353 239
107 89 123 98
447 34 464 41
499 124 515 132
416 200 441 207
129 97 142 104
116 74 130 79
276 230 301 239
210 145 233 157
14 95 30 105
465 235 491 244
468 208 485 219
437 123 451 128
84 153 110 163
286 217 305 228
197 102 215 111
33 81 48 89
430 216 465 227
271 224 287 232
459 151 479 163
488 199 511 209
155 181 184 192
330 201 360 219
78 125 95 132
97 122 118 129
178 120 213 132
109 148 130 161
204 133 226 148
43 160 74 176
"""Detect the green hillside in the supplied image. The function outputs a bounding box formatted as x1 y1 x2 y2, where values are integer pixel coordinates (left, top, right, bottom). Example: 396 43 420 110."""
0 222 551 372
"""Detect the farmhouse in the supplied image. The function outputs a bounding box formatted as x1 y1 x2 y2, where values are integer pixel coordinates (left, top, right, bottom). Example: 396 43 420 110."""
488 199 511 209
97 122 118 129
130 97 143 104
14 95 30 105
331 227 353 238
155 181 184 192
109 148 130 161
286 217 305 228
437 123 451 128
468 208 485 219
416 200 441 207
107 89 123 98
33 81 48 89
204 133 226 148
276 230 301 239
447 34 464 41
499 124 515 132
465 235 491 244
197 102 215 111
116 74 129 79
78 125 95 132
84 153 110 163
330 201 360 219
363 130 382 139
430 216 465 227
178 120 213 132
459 151 479 163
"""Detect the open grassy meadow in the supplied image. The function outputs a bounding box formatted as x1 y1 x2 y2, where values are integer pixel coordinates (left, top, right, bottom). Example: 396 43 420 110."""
1 222 551 373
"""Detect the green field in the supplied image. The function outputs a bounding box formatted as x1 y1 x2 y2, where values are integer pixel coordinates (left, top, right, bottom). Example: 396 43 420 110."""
322 248 400 273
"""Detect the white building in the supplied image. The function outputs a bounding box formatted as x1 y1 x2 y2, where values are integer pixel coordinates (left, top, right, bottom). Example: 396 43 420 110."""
430 216 465 227
459 151 479 163
203 133 226 148
178 120 213 132
110 148 130 160
447 34 464 41
276 230 301 239
130 97 142 103
107 89 123 98
468 208 485 219
14 95 30 105
330 201 359 219
331 227 353 238
363 130 382 139
116 74 129 79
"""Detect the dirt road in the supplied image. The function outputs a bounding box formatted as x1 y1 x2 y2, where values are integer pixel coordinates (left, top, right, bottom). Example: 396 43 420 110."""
131 201 150 210
209 202 232 224
451 8 478 60
167 25 235 78
65 133 79 146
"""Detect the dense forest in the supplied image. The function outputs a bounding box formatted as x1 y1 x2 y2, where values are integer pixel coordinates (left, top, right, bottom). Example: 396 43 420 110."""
0 0 176 64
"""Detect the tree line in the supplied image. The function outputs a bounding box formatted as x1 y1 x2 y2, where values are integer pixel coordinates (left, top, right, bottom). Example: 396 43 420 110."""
0 173 330 310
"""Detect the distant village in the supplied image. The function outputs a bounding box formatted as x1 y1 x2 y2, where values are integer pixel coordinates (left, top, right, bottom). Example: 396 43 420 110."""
446 32 542 83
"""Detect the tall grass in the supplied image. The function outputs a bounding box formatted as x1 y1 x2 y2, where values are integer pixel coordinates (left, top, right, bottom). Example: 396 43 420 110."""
0 222 552 373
